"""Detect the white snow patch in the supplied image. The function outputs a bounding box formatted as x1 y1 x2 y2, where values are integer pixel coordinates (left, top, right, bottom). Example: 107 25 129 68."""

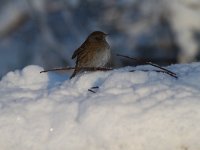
0 63 200 150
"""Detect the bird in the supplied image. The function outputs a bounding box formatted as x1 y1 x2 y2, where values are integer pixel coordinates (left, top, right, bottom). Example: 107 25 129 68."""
70 31 111 79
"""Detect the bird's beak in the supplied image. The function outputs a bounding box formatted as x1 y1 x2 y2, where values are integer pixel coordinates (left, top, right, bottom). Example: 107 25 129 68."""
105 33 109 36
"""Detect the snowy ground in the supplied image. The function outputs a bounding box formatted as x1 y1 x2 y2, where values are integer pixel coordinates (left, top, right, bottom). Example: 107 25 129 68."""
0 63 200 150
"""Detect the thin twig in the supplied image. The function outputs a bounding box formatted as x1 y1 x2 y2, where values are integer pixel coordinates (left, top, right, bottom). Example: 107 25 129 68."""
117 54 178 79
90 86 99 89
130 69 175 77
88 89 97 93
40 67 75 73
40 67 113 73
117 54 176 75
88 86 99 93
88 89 96 93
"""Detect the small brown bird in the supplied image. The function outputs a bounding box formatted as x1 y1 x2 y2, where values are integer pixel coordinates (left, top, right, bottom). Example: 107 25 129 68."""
70 31 110 79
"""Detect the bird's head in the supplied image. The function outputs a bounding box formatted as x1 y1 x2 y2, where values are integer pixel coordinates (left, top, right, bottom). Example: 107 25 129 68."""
87 31 108 42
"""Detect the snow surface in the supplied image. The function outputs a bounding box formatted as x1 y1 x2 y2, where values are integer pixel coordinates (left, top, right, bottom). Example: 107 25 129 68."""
0 64 200 150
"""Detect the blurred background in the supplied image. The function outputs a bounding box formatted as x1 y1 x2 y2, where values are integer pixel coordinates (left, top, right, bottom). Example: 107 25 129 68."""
0 0 200 78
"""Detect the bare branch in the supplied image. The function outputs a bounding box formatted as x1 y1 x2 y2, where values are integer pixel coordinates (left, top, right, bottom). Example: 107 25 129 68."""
40 67 74 73
40 67 113 73
117 53 178 79
88 86 99 93
129 69 177 78
88 89 97 93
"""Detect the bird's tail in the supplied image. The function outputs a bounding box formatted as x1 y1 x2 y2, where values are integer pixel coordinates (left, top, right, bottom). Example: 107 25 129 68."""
70 68 79 79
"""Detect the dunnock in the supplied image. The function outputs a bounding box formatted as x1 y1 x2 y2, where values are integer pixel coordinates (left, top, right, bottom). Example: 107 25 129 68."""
70 31 110 79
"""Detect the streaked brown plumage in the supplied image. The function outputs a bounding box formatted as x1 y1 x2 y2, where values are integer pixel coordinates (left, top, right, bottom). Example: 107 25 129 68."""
70 31 110 79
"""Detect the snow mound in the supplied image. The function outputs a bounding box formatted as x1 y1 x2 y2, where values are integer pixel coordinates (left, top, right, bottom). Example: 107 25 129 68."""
0 63 200 150
1 65 49 90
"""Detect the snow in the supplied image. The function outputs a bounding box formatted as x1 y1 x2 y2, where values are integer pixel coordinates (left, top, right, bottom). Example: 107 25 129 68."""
169 0 200 63
0 63 200 150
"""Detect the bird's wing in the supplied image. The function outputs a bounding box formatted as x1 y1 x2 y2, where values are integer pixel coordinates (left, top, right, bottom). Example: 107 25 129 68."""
71 40 88 59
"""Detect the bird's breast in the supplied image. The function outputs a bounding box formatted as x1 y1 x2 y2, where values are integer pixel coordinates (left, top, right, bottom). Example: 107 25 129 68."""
93 48 110 67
